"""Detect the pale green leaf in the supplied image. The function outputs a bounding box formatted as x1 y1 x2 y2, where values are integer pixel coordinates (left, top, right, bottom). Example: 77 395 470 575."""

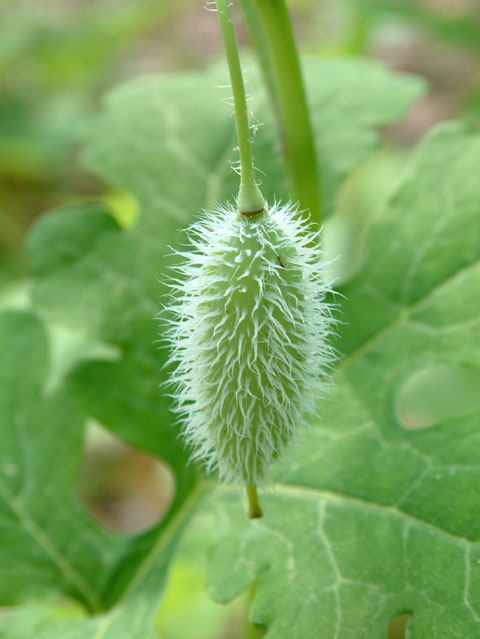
207 123 480 638
0 309 202 637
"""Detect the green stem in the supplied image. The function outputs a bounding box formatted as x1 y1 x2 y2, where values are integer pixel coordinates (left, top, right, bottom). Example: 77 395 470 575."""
246 482 263 518
247 0 321 226
216 0 265 215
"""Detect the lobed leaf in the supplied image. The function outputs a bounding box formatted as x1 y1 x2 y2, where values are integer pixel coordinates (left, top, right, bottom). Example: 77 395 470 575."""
207 123 480 638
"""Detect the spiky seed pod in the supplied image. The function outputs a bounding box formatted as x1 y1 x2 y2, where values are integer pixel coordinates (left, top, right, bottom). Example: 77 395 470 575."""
164 201 335 486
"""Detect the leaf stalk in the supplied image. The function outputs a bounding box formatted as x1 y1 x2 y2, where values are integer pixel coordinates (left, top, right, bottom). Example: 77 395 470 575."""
241 0 321 226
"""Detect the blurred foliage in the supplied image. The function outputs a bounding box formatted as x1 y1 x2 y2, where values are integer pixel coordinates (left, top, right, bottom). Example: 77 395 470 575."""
0 0 192 274
1 0 480 274
350 0 480 52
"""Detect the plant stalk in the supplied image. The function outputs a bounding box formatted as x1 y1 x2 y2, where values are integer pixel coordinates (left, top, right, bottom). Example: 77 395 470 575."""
216 0 265 215
242 0 321 226
246 482 263 518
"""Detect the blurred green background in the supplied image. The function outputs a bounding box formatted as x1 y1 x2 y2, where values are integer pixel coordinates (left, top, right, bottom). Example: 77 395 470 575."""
1 1 479 637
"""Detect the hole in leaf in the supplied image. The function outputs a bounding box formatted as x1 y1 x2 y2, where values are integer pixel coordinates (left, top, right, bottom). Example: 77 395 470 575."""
45 324 120 395
77 421 174 534
396 364 480 429
387 614 412 639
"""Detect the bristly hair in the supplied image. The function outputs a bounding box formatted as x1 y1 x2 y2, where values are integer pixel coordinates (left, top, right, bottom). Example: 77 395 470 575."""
161 201 336 485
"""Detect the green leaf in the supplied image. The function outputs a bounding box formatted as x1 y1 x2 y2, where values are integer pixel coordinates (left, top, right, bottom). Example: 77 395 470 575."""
0 310 118 611
77 58 424 217
206 123 480 637
0 309 203 637
303 57 425 214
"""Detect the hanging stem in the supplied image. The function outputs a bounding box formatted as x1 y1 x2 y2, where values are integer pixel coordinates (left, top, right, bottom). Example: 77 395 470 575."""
241 0 321 226
216 0 265 215
246 482 263 519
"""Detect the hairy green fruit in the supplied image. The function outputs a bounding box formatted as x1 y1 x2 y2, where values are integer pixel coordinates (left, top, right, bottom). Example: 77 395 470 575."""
164 202 335 485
